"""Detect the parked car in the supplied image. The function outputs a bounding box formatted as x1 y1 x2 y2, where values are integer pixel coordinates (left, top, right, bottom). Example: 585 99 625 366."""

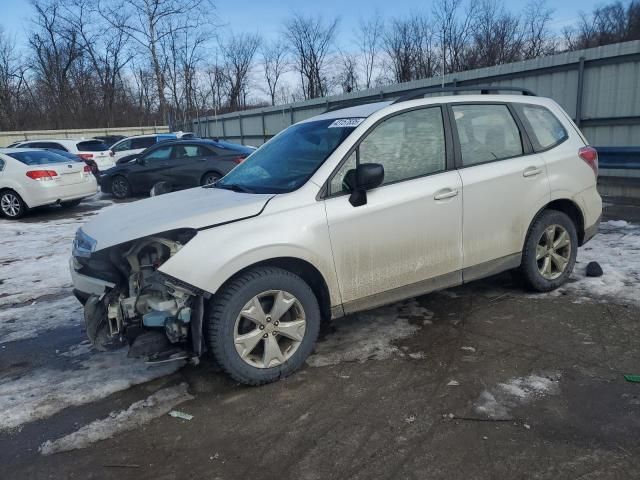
13 139 114 172
98 138 253 198
70 89 601 385
93 135 126 148
0 148 98 219
109 133 178 162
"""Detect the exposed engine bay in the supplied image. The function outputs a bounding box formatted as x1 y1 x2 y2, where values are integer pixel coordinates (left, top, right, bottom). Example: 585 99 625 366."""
76 230 205 362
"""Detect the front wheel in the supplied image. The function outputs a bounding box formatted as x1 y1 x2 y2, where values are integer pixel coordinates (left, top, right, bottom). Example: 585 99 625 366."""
207 267 320 385
0 190 27 219
521 210 578 292
111 175 132 199
201 172 221 186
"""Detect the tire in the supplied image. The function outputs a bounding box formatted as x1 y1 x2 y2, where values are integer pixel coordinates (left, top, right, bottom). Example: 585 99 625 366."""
111 175 132 199
201 171 221 186
207 267 320 385
0 190 27 219
60 199 82 208
521 210 578 292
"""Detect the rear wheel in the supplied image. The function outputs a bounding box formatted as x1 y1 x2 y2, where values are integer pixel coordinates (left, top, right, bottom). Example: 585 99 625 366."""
111 175 132 199
521 210 578 292
0 190 27 219
201 172 221 186
207 267 320 385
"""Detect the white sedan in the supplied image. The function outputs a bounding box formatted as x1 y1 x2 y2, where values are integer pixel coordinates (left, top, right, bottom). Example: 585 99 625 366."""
0 149 98 219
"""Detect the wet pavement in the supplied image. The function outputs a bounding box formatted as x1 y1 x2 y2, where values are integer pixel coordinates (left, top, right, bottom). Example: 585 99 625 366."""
1 198 639 479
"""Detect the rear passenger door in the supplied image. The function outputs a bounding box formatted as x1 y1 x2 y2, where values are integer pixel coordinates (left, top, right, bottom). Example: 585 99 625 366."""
450 103 550 279
166 144 209 188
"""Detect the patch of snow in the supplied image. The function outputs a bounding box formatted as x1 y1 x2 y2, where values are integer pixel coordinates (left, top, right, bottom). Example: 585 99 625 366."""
0 295 81 344
559 220 640 305
0 349 184 431
0 196 114 307
59 340 93 357
39 383 192 455
307 300 421 367
473 373 560 420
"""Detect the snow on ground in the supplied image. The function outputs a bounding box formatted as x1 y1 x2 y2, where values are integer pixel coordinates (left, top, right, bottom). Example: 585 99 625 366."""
559 220 640 305
0 295 81 344
39 383 193 455
0 348 184 431
473 372 561 420
307 299 424 367
0 196 114 307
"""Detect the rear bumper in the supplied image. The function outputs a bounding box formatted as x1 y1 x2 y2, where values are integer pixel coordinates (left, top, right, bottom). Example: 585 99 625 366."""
583 215 601 245
23 179 99 208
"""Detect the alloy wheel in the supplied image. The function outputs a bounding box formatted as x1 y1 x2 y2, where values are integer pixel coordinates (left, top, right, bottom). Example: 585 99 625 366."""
233 290 307 369
203 174 220 186
1 192 21 217
111 177 129 198
536 224 572 280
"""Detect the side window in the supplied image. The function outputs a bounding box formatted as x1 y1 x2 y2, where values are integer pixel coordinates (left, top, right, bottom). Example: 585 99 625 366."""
515 104 567 151
0 159 5 171
142 145 173 162
452 104 523 166
174 144 203 159
360 107 446 185
131 137 156 149
43 142 66 150
113 140 131 152
329 151 357 194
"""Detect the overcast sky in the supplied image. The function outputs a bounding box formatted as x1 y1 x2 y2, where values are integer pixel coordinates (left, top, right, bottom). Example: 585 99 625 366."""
2 0 604 50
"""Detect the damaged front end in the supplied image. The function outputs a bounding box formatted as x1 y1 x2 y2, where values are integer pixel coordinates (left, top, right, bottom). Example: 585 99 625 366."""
71 228 206 362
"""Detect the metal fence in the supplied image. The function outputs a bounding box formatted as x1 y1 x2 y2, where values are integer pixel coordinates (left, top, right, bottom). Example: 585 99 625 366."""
0 125 170 147
180 40 640 149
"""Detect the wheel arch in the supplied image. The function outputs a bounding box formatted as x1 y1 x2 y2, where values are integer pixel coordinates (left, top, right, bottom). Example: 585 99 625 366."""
529 198 586 246
214 257 333 322
200 170 224 185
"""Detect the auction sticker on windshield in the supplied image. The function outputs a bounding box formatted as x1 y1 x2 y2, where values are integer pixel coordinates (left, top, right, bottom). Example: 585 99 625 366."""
328 118 365 128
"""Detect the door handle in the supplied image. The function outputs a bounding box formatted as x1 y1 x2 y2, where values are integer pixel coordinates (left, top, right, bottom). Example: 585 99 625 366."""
434 188 459 201
523 166 543 177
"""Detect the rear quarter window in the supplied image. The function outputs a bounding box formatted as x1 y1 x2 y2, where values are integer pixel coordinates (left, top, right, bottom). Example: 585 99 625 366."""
77 140 109 152
514 104 567 151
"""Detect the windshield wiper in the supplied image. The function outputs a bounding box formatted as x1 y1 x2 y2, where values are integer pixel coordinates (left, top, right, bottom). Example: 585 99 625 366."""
212 183 255 193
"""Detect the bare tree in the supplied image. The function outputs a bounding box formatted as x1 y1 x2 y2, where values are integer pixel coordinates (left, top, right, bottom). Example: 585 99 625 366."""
220 32 260 110
564 0 640 50
284 13 339 100
337 52 359 93
467 0 522 69
261 40 288 106
0 28 30 130
100 0 215 123
432 0 478 74
521 0 555 58
357 12 383 89
383 13 439 83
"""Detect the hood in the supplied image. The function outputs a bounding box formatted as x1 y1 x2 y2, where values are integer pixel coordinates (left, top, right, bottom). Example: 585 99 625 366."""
82 187 274 251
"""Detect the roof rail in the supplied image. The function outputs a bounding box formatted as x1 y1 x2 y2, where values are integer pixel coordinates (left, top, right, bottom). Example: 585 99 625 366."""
391 86 536 104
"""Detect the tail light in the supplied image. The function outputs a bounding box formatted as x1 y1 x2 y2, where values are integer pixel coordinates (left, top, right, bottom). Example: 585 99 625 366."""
85 159 98 174
578 146 598 177
232 156 245 164
83 165 92 174
26 170 58 181
78 153 94 161
109 150 114 157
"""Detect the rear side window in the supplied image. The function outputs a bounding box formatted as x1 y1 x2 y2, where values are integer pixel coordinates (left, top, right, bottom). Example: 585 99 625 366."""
452 104 523 166
77 140 109 152
112 139 131 152
131 137 157 149
514 104 567 151
174 144 207 159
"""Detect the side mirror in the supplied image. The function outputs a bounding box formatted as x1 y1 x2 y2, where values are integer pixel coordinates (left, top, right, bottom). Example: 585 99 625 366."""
136 157 145 165
343 163 384 207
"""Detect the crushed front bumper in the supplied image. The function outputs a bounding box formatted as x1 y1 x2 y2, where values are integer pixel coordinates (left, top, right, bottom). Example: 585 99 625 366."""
69 256 115 300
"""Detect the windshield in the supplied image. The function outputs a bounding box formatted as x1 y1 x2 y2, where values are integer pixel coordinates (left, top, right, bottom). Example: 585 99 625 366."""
214 119 360 193
7 150 80 165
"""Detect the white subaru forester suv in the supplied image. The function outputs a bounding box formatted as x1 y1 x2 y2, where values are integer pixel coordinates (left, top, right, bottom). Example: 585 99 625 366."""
71 88 601 385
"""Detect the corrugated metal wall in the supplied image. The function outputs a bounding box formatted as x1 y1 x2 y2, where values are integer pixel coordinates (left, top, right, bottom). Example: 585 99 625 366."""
0 125 170 147
182 40 640 147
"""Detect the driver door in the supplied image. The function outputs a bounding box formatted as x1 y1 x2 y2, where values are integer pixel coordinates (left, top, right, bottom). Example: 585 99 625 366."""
323 106 463 312
129 144 175 192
